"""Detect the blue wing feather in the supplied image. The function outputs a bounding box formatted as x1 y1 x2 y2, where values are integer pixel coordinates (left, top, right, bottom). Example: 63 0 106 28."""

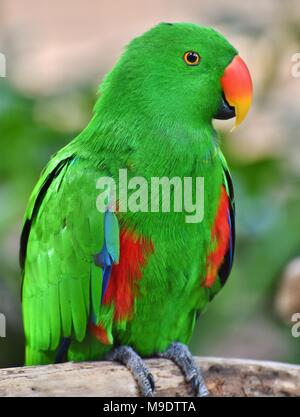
94 211 119 306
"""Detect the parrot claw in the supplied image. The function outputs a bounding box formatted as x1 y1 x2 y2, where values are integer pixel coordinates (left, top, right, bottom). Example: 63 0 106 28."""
107 346 155 397
159 342 209 397
191 374 209 397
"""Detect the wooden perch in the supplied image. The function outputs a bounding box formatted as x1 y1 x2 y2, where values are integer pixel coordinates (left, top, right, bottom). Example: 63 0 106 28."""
0 357 299 397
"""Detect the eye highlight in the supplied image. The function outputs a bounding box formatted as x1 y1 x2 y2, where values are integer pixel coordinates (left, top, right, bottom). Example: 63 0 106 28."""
183 51 201 66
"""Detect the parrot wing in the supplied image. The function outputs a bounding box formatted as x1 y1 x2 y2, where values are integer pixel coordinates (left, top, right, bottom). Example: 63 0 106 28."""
219 153 235 286
20 156 119 363
202 150 235 293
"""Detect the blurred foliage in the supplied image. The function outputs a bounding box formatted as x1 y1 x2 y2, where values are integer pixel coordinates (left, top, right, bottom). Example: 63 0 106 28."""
0 77 299 368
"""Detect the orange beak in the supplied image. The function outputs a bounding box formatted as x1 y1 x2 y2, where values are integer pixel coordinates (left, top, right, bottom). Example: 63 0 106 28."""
221 55 253 128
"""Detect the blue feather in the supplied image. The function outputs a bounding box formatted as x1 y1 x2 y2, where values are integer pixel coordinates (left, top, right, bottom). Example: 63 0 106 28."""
94 211 119 304
55 337 71 363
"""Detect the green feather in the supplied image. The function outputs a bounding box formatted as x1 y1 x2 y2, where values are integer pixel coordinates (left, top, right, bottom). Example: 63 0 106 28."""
90 263 102 323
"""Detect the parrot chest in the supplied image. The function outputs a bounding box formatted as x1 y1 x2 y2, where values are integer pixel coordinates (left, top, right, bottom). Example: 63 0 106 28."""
94 147 227 355
112 168 224 354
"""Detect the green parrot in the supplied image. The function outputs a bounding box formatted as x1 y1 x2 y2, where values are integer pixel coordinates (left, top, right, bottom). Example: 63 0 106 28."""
20 22 252 396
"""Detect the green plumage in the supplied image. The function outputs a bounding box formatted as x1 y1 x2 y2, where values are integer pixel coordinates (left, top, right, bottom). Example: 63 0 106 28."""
21 23 237 365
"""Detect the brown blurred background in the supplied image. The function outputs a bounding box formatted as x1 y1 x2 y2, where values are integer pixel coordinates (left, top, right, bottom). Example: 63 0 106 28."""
0 0 300 368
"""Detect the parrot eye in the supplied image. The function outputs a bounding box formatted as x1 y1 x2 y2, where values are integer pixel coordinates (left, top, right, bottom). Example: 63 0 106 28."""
183 51 201 66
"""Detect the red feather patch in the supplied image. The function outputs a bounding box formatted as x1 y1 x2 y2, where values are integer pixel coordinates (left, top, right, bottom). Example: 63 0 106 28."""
103 229 154 321
89 322 111 345
203 186 230 288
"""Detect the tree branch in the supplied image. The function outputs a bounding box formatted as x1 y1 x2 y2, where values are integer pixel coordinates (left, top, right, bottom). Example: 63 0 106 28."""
0 357 299 397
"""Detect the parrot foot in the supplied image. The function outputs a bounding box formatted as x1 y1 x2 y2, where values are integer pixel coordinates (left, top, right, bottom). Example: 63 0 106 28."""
107 346 155 397
158 342 209 397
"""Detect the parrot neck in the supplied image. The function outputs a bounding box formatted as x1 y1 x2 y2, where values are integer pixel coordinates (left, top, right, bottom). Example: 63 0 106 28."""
74 105 219 179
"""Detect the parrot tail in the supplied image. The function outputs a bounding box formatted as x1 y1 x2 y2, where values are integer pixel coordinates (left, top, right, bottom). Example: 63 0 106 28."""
25 346 56 366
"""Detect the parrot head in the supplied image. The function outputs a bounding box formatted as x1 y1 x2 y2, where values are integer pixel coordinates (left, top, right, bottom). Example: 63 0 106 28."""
99 22 252 131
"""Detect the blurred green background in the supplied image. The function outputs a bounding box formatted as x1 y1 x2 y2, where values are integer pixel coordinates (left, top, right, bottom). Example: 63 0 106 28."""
0 0 300 368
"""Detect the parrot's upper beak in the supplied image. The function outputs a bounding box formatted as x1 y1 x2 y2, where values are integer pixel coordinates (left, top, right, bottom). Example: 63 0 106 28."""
214 55 253 128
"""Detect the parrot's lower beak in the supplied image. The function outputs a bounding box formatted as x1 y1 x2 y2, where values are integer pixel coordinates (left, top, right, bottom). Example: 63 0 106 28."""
214 55 253 128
